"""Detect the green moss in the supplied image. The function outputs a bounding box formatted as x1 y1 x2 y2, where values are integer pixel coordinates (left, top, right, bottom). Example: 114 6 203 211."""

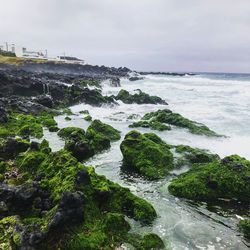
1 132 161 249
129 120 171 131
61 108 74 115
87 167 157 224
140 233 165 250
0 112 58 139
86 120 121 153
0 216 22 250
174 145 219 166
86 120 121 141
15 150 46 174
79 110 89 115
169 155 250 202
103 212 131 236
39 150 81 202
58 127 85 139
65 116 72 121
239 220 250 239
84 115 92 121
115 89 166 105
77 79 101 89
142 109 220 137
120 130 173 179
58 127 94 160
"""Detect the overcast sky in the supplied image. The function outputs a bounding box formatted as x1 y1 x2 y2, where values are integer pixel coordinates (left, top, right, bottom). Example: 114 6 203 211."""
0 0 250 73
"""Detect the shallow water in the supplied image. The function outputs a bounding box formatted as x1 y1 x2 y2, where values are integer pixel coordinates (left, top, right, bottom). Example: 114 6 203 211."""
44 73 250 249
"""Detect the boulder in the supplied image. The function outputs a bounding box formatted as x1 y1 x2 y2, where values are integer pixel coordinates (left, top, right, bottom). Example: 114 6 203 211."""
33 95 54 108
168 155 250 202
120 131 173 179
115 89 167 105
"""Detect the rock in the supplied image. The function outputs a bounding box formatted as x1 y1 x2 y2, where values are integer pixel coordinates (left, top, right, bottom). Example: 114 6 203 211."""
120 131 173 179
58 127 94 160
115 89 167 105
129 120 171 131
49 191 84 230
103 213 130 236
142 109 221 137
86 119 121 153
33 95 54 108
110 77 121 87
83 115 92 121
169 155 250 202
129 76 144 81
174 144 220 167
76 168 91 186
0 216 23 249
0 106 8 123
140 233 165 250
0 138 30 159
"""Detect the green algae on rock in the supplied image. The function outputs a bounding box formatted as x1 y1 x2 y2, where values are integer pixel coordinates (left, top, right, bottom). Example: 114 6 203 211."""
0 216 23 250
86 119 121 152
120 130 173 179
0 112 58 139
168 155 250 202
173 144 220 167
84 114 92 121
239 219 250 240
140 109 220 136
0 139 159 250
58 121 121 161
115 89 167 105
129 120 171 131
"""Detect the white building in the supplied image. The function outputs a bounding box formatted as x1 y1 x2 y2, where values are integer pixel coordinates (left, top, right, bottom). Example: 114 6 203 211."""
0 43 16 54
21 47 48 59
57 56 85 65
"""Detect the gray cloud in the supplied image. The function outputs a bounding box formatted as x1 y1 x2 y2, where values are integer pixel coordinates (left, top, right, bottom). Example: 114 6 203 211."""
0 0 250 72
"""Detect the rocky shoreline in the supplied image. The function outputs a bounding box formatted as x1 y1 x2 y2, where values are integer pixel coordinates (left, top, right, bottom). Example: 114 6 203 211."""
0 59 249 249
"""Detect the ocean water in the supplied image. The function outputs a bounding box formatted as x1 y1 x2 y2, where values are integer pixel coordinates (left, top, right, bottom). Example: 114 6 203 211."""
44 73 250 250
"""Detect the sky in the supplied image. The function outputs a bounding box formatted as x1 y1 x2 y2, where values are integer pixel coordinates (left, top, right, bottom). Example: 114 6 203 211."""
0 0 250 73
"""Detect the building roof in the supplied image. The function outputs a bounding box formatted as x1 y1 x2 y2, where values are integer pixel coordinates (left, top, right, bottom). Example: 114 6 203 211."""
58 56 83 61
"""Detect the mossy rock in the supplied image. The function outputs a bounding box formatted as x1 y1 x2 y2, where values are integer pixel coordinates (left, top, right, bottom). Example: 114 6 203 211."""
174 144 219 166
1 141 159 249
79 110 89 115
0 112 58 139
169 155 250 202
140 233 165 250
65 116 72 121
58 127 85 139
239 220 250 239
0 216 22 250
84 115 92 121
103 212 131 236
0 138 30 160
129 120 171 131
120 131 173 179
142 109 220 137
86 120 121 153
115 89 167 105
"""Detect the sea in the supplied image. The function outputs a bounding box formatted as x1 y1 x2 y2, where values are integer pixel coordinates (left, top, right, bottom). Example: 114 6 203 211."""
43 73 250 250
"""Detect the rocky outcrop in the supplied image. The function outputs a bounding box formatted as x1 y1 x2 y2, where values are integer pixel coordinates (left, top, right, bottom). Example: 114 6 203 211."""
120 131 173 179
140 109 221 136
115 89 167 105
168 155 250 203
58 120 121 161
0 142 159 249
